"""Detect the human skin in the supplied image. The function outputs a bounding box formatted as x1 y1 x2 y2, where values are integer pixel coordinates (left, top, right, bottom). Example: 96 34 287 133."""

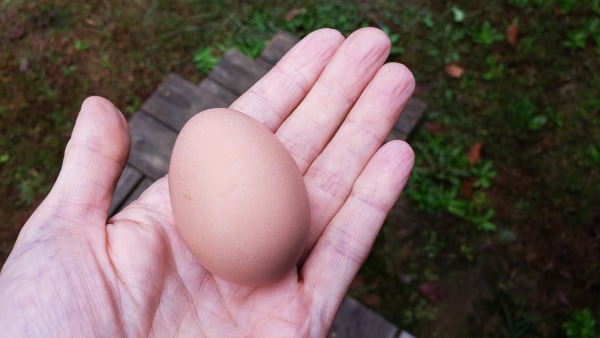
0 27 415 337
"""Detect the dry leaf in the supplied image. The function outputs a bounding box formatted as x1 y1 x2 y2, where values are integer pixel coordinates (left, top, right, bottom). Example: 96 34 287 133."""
461 179 474 197
467 141 484 165
559 268 572 279
361 293 382 307
444 63 464 78
424 121 445 135
419 282 447 302
19 58 29 73
349 274 365 290
556 291 571 307
285 8 303 22
9 25 25 41
506 23 519 47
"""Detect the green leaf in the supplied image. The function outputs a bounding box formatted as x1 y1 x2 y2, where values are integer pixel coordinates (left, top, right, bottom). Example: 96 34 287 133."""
422 14 434 29
74 39 90 51
528 115 548 131
452 6 465 23
193 47 220 74
479 221 497 232
473 21 504 47
563 309 600 338
390 46 404 55
498 229 517 242
564 30 589 49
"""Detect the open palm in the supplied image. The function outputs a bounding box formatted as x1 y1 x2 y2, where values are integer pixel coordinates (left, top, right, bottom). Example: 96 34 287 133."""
0 28 414 337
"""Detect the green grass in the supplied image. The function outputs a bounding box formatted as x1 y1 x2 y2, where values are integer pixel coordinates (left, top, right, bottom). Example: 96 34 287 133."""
563 309 600 338
1 0 599 336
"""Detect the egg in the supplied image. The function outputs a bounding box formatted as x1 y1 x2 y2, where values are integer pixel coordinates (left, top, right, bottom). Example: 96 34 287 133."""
168 108 310 286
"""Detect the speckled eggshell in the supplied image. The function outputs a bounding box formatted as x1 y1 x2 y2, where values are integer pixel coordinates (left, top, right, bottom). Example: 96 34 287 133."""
169 108 310 286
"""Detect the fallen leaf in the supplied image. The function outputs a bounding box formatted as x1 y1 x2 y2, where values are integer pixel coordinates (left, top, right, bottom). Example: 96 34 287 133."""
285 8 303 22
559 83 576 97
84 18 101 27
445 63 464 78
467 141 484 165
349 274 365 290
553 6 564 16
400 274 412 284
559 268 572 279
9 25 26 41
424 121 445 135
461 179 474 197
419 282 447 302
556 292 571 307
361 293 382 307
18 58 29 73
506 23 519 47
451 6 465 23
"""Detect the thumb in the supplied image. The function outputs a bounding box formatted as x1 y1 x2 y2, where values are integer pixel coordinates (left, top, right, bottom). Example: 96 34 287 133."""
45 96 130 224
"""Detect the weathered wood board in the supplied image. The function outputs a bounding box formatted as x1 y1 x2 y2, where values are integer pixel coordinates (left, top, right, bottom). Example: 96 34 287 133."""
127 111 178 180
142 74 237 131
122 177 154 208
329 297 399 338
208 50 270 96
108 164 142 215
387 97 428 142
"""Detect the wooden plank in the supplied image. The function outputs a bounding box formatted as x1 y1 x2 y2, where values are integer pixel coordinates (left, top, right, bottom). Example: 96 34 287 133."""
398 331 416 338
254 57 275 73
394 97 427 138
108 164 143 216
329 296 399 338
141 74 236 132
208 50 270 96
120 177 155 210
197 77 238 108
128 111 178 180
259 31 299 66
387 97 427 141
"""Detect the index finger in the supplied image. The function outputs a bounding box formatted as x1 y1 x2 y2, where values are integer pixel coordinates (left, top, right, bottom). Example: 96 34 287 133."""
229 29 344 131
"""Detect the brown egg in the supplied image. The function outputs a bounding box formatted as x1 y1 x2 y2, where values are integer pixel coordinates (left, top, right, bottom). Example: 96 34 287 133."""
169 108 310 286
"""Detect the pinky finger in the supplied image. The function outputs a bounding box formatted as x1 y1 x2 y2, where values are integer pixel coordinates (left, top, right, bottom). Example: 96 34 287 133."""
300 140 414 330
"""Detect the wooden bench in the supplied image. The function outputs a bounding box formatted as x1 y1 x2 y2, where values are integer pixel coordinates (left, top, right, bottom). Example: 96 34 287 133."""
109 31 423 338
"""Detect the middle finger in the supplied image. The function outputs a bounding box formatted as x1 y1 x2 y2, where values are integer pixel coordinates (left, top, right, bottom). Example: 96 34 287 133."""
275 27 391 174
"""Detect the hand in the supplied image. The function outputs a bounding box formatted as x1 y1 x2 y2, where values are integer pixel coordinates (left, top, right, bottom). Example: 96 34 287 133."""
0 28 414 337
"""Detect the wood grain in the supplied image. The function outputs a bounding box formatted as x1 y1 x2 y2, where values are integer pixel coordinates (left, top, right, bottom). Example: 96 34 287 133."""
121 177 155 210
208 50 270 96
108 164 143 216
127 111 177 180
328 296 399 338
142 74 236 131
259 31 299 66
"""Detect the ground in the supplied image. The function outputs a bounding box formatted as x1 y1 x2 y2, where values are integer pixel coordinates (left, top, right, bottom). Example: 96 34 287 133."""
1 1 599 337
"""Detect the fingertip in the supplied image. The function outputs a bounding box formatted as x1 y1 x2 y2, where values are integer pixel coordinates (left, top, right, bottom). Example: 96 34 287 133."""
381 62 416 89
308 28 344 42
352 140 414 209
290 28 345 60
393 139 415 165
81 96 129 134
82 96 118 115
379 139 415 176
385 140 415 196
372 63 416 112
347 27 392 52
49 96 131 222
74 96 130 160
